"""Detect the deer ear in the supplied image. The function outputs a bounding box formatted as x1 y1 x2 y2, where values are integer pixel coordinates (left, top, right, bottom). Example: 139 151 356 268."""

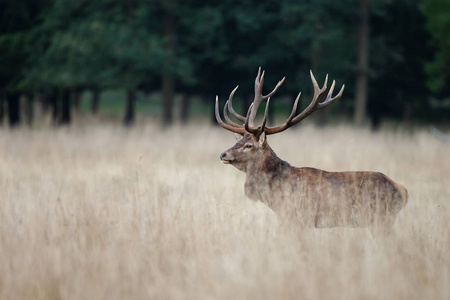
258 132 267 147
234 133 244 141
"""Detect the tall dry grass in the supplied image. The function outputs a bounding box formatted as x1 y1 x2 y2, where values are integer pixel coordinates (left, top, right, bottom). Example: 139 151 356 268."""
0 121 448 300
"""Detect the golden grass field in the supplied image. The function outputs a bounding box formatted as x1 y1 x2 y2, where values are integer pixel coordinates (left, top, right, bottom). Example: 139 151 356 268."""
0 120 448 299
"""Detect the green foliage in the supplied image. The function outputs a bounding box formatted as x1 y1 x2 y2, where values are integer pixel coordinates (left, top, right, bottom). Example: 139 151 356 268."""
178 0 354 101
369 0 432 122
23 0 168 90
0 0 48 92
0 0 445 124
421 0 450 94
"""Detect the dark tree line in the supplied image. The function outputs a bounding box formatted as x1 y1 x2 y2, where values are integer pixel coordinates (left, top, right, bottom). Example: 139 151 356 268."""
0 0 448 128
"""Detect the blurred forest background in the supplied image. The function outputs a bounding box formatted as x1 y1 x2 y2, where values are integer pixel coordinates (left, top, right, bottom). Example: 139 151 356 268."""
0 0 449 129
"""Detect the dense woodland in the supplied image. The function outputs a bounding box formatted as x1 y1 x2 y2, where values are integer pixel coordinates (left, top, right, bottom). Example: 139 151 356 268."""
0 0 449 128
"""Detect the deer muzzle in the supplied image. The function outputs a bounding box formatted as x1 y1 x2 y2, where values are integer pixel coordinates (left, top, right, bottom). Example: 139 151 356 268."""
220 152 233 164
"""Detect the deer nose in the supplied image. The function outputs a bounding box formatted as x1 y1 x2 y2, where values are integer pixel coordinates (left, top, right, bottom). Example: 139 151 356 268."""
220 153 227 160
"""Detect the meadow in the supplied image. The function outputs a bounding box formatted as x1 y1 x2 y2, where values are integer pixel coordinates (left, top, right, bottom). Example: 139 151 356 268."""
0 120 448 300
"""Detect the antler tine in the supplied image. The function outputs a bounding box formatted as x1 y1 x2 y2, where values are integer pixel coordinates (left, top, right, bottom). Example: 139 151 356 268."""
335 83 345 100
258 97 271 134
244 103 254 133
259 70 265 91
264 72 344 135
215 96 247 135
244 103 259 135
253 68 265 105
262 92 301 135
318 81 345 108
227 85 246 122
327 79 336 99
248 68 286 131
263 77 286 100
286 92 301 123
223 100 242 128
255 67 262 90
256 67 261 80
310 71 328 105
310 70 320 92
253 67 262 99
248 68 265 130
318 79 335 107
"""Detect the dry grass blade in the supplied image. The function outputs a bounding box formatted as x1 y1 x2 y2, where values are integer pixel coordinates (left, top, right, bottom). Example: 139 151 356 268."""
0 123 448 300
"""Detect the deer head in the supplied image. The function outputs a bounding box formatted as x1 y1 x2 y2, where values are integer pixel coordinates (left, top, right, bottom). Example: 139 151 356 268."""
216 68 345 169
219 133 268 172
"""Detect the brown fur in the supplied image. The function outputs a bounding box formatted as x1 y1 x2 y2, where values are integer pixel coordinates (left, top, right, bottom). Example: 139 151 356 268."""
221 133 408 229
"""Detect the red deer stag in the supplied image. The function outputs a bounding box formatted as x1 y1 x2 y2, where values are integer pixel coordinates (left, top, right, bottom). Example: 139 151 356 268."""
215 68 408 230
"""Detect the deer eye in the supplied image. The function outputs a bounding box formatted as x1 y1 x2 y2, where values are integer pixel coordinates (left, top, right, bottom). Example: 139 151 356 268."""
245 144 253 149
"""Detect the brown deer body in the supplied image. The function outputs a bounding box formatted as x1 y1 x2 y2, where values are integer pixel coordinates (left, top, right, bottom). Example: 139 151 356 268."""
216 68 408 229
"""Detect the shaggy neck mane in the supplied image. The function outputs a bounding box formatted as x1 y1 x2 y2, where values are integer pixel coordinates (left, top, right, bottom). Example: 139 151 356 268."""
246 144 287 178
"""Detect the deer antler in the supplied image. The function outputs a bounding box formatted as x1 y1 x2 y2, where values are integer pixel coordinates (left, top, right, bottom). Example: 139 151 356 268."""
215 95 247 135
263 71 344 135
246 67 286 134
215 68 344 136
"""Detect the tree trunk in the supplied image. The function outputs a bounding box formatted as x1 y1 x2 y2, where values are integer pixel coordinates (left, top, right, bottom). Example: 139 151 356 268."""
179 94 189 123
403 103 413 133
162 74 174 126
39 93 49 114
354 0 370 126
162 0 176 126
123 89 135 126
34 93 46 120
73 89 82 112
370 113 381 131
61 88 71 125
23 93 33 126
7 93 20 127
0 93 4 125
91 88 100 114
49 89 59 125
